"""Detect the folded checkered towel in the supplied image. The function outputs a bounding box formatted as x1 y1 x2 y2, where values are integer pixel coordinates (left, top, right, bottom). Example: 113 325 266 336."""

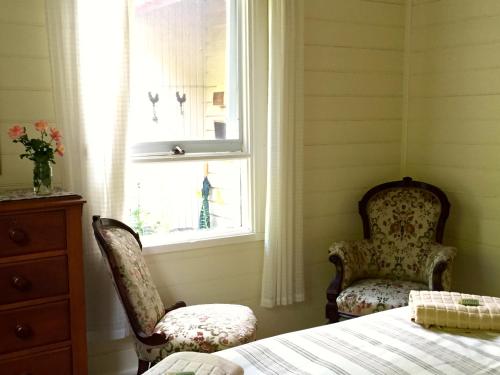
143 352 244 375
409 290 500 330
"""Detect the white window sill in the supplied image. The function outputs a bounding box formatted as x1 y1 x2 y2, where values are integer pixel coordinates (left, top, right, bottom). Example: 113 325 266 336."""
142 230 264 255
133 151 250 163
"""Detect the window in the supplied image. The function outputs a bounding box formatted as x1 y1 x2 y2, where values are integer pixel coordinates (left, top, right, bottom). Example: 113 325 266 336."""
127 0 252 246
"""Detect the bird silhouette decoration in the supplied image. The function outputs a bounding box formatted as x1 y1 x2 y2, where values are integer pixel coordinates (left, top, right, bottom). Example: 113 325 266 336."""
148 91 159 123
176 91 186 115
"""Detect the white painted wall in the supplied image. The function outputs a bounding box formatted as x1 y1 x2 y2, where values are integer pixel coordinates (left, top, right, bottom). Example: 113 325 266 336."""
303 0 404 274
0 0 63 188
405 0 500 297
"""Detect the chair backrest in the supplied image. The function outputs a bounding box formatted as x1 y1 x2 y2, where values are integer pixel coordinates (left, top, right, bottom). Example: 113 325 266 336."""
358 177 450 281
92 216 165 337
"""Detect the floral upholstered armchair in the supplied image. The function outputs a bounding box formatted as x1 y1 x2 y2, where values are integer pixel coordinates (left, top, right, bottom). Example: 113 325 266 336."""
325 177 457 323
92 216 257 374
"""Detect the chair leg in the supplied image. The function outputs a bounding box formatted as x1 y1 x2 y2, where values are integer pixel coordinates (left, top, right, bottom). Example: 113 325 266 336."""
137 359 150 375
326 257 343 324
326 283 340 323
325 300 340 323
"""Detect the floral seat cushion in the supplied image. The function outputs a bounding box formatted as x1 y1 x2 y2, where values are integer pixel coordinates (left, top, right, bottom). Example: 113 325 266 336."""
337 278 427 317
135 304 257 363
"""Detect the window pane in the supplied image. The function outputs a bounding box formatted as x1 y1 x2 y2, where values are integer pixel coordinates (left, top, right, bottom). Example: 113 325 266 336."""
126 159 249 244
131 0 238 144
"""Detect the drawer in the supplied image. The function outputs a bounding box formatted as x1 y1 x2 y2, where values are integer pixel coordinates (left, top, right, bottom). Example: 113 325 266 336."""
0 210 66 257
0 347 72 375
0 256 69 305
0 300 70 355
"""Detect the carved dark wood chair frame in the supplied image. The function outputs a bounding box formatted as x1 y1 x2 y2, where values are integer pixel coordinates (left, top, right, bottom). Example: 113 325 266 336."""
92 216 186 374
325 177 451 323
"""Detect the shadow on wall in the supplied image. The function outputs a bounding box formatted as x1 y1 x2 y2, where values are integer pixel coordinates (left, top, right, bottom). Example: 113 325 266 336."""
442 191 483 295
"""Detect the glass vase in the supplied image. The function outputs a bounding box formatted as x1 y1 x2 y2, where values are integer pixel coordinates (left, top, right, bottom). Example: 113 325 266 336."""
33 160 53 195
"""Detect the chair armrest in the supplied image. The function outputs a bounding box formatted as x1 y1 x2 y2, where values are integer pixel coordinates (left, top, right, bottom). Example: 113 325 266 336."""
136 331 169 346
165 301 187 314
328 240 372 290
425 242 457 291
133 301 188 346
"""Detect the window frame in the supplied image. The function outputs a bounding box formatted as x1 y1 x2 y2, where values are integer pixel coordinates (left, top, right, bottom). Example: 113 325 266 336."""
130 0 243 159
127 0 267 253
131 140 244 157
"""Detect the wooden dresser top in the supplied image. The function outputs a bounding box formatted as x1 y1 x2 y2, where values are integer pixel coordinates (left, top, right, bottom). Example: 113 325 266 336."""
0 190 85 212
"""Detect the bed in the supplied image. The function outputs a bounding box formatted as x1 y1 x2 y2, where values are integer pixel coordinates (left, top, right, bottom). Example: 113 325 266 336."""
146 306 500 375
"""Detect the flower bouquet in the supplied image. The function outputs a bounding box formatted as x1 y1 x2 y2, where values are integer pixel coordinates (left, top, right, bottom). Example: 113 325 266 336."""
8 120 64 195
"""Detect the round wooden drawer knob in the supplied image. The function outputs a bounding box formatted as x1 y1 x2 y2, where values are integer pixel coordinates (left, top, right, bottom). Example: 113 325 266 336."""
8 227 28 245
15 324 33 340
11 275 32 292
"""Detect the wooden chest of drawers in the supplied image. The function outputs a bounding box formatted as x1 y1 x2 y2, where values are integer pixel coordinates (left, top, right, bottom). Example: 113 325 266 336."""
0 194 87 374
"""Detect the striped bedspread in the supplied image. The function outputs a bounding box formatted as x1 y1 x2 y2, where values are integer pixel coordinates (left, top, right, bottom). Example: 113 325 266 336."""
215 307 500 375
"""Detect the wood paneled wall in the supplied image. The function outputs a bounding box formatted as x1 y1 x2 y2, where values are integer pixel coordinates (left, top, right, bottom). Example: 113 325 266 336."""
406 0 500 296
303 0 404 276
0 0 62 189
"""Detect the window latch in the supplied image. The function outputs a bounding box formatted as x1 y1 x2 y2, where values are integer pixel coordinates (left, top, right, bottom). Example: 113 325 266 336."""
172 145 185 155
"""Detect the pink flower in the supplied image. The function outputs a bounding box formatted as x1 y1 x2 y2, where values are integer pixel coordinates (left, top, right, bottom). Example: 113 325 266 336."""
8 124 25 139
8 120 65 162
49 127 62 142
34 120 49 132
55 143 65 157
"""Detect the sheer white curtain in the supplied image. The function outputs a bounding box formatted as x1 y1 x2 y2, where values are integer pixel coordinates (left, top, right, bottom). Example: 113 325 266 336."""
261 0 305 307
45 0 130 341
